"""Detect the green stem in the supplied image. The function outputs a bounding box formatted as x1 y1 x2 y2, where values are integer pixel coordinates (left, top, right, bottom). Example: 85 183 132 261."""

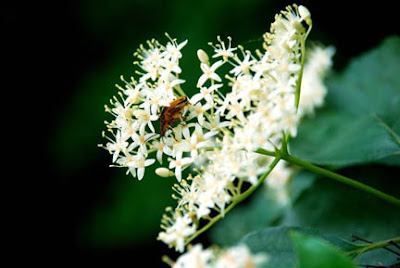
175 85 186 97
294 26 311 110
360 236 400 254
256 148 400 206
347 236 400 258
185 156 281 245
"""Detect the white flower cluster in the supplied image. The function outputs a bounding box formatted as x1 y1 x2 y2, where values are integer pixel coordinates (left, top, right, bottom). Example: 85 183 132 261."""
263 45 335 205
102 35 193 180
102 4 333 254
158 5 316 252
167 243 268 268
298 45 335 116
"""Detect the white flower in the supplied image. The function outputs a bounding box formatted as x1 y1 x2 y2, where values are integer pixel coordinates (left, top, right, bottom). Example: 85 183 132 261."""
179 132 206 160
230 52 256 77
215 245 268 268
298 46 335 116
188 102 213 126
211 36 237 61
190 84 223 105
172 244 213 268
202 113 231 131
167 243 268 268
126 153 155 180
106 130 129 163
197 60 224 87
169 151 194 182
131 126 157 156
116 152 137 177
134 102 158 133
224 94 246 122
163 38 188 61
139 46 163 82
152 139 173 164
141 86 172 116
158 213 196 252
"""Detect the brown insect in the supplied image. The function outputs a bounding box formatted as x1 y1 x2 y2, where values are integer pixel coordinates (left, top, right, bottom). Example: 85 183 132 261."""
159 96 190 137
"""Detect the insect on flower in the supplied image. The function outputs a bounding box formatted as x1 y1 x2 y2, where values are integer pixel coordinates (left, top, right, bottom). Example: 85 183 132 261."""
159 96 191 138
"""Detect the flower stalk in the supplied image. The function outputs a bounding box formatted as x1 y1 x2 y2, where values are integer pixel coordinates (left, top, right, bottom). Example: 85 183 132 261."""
347 236 400 260
295 23 312 110
255 148 400 206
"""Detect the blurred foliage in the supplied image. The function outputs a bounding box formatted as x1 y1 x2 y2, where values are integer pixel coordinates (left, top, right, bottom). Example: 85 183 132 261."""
291 232 357 268
242 227 360 268
49 0 400 265
290 36 400 167
210 170 317 245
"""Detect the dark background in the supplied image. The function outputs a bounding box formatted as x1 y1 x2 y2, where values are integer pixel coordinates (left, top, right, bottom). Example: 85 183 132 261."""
8 0 398 266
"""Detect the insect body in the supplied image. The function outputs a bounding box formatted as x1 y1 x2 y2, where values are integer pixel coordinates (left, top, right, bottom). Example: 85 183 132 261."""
159 96 190 137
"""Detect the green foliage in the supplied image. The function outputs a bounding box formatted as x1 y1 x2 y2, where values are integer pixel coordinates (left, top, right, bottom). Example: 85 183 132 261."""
242 227 302 268
280 165 400 266
280 166 400 241
291 232 357 268
241 226 360 268
210 170 317 246
290 36 400 167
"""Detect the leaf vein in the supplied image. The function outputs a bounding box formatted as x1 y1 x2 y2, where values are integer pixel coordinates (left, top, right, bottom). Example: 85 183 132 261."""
372 114 400 146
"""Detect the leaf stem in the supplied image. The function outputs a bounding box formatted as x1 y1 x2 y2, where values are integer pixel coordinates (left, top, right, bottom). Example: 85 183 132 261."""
347 236 400 257
184 156 281 245
255 148 400 206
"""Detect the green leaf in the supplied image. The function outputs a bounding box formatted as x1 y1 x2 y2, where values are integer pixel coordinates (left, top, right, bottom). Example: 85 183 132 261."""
290 36 400 166
280 165 400 266
210 170 317 246
290 111 400 166
291 232 357 268
241 226 360 268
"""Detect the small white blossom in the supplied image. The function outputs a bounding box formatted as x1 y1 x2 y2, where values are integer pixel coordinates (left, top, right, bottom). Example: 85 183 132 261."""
173 244 213 268
230 52 256 77
168 243 268 268
197 60 224 87
169 151 194 182
158 213 196 252
190 84 223 105
106 130 129 163
188 102 213 126
211 36 237 61
126 153 155 180
202 113 231 131
215 245 268 268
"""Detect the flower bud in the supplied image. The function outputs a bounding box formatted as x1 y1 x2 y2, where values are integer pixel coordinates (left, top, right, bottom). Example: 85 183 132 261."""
156 167 175 177
197 49 210 65
299 5 312 26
